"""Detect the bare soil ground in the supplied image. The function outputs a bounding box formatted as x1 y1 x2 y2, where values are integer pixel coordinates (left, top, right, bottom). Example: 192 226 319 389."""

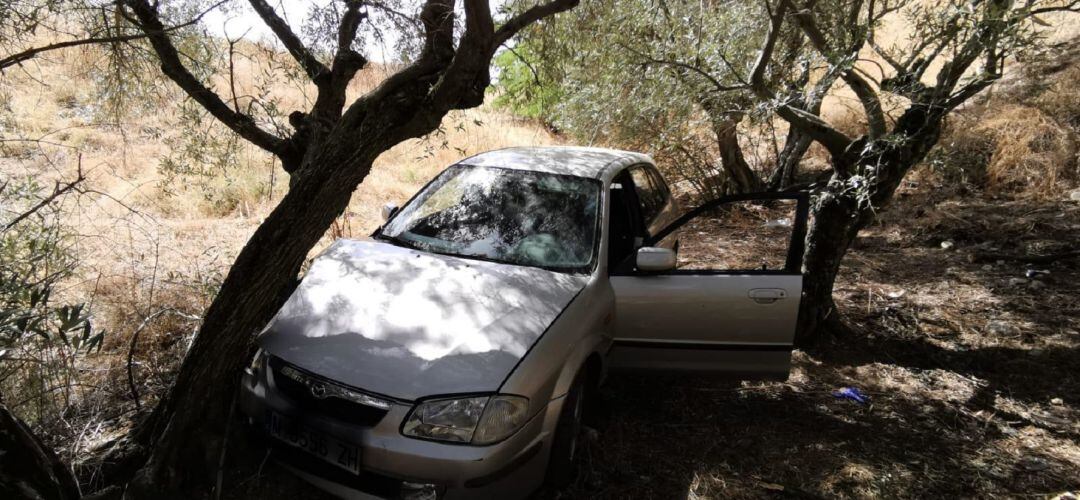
554 187 1080 499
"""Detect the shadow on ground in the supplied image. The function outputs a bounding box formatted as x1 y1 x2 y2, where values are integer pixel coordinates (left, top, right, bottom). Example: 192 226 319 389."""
550 194 1079 499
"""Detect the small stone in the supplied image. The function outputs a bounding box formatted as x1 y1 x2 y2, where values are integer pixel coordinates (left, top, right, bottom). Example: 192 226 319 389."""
887 290 906 299
1008 277 1028 287
1029 280 1047 291
986 321 1018 336
982 264 993 271
1019 456 1051 471
1051 397 1064 405
1069 189 1080 201
941 240 955 250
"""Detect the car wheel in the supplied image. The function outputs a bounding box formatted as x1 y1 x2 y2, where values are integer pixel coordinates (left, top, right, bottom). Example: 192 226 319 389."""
545 368 590 489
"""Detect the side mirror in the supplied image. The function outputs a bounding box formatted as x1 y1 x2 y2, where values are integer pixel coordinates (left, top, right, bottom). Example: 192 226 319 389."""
635 247 676 272
381 203 399 221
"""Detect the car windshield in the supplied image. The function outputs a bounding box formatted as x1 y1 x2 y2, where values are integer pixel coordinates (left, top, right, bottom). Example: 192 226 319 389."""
379 165 601 272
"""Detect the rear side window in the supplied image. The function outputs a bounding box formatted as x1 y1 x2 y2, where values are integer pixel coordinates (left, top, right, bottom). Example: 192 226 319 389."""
629 166 665 223
646 167 670 202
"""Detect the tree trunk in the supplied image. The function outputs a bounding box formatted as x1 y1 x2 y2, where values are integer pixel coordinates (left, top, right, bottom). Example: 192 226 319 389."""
124 96 446 498
0 398 81 500
713 118 763 193
795 183 871 343
797 106 944 343
767 127 813 190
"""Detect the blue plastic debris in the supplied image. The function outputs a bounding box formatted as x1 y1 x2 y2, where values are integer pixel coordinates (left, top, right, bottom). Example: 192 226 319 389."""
833 387 869 404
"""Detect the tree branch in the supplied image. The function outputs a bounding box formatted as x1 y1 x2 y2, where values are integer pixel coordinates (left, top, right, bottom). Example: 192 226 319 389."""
791 5 887 138
123 0 293 160
336 0 367 54
419 0 457 66
427 0 499 111
616 42 747 92
306 0 369 121
1 157 85 233
750 0 853 158
503 43 542 84
748 0 788 93
0 0 226 71
247 0 330 81
494 0 581 47
942 74 998 111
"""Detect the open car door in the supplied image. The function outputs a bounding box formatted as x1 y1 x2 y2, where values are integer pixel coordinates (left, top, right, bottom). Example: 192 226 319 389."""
607 192 809 380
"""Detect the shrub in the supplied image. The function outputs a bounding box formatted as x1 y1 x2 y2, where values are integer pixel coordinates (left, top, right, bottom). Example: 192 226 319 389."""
0 175 105 428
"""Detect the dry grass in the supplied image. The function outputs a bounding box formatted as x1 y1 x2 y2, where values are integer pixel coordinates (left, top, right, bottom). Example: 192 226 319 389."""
920 46 1080 198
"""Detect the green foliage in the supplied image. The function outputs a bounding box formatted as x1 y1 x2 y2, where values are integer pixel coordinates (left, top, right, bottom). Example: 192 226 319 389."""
494 0 808 199
492 45 563 122
0 175 105 427
0 176 104 359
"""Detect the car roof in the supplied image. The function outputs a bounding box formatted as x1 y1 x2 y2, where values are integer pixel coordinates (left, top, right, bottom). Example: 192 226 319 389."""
458 146 653 180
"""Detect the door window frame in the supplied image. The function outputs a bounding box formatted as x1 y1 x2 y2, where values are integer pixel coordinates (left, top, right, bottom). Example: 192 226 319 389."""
618 191 810 276
625 164 668 226
606 170 649 269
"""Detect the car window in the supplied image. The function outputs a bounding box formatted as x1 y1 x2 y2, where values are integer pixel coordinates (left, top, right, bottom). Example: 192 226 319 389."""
380 165 601 272
675 199 797 271
647 167 671 203
629 166 664 223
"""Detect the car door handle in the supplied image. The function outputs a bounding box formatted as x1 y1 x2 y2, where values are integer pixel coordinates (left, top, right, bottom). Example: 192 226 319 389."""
748 288 787 304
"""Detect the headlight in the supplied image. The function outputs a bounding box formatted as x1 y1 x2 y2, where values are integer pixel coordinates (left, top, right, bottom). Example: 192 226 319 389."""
402 395 529 445
474 396 530 445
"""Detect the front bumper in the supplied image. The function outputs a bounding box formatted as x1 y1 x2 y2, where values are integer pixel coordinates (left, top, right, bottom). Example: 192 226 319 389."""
239 359 559 499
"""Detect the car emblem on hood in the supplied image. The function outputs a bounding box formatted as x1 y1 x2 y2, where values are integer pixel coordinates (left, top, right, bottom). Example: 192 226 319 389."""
309 381 327 398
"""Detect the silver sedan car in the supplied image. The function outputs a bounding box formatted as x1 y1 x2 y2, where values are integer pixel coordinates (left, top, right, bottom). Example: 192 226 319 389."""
239 146 808 499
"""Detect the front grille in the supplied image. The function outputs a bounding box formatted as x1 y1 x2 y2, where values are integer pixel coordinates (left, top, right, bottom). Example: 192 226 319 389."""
268 356 390 427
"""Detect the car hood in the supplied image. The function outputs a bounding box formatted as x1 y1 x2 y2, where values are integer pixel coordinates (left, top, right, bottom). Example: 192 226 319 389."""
258 238 589 401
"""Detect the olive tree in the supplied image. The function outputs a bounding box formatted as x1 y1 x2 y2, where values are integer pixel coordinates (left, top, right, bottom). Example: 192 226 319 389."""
746 0 1080 338
3 0 581 497
502 0 1077 341
496 0 840 196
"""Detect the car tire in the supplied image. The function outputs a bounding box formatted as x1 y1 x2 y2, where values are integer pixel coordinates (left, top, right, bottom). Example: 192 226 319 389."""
545 368 590 489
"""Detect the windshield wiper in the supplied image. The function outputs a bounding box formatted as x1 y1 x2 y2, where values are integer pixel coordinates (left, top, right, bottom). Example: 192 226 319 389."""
376 233 588 274
375 233 424 251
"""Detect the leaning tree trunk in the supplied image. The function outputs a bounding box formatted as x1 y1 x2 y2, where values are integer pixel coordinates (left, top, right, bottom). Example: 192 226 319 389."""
796 106 945 343
767 127 813 190
796 182 872 341
714 119 763 193
0 397 81 500
124 96 447 499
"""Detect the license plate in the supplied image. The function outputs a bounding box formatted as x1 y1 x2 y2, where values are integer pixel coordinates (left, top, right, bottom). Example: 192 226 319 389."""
268 412 361 475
